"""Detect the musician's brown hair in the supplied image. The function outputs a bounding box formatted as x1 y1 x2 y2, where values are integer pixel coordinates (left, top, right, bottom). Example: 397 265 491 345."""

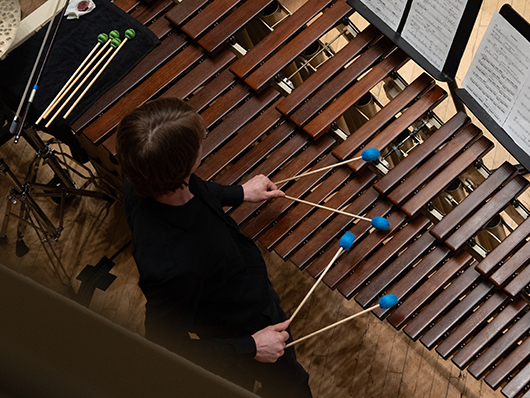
116 98 206 198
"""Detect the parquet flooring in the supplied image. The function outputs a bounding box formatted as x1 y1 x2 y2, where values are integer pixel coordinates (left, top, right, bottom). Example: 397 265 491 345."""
2 0 530 397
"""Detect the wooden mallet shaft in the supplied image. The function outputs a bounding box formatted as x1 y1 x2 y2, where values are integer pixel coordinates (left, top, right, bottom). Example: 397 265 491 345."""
44 41 118 127
63 29 136 119
275 157 361 185
289 247 344 323
274 148 380 185
37 32 114 123
283 195 372 222
286 294 397 348
286 304 380 348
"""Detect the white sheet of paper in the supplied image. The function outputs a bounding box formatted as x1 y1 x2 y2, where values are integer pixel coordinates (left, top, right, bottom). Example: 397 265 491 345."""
401 0 467 71
361 0 407 31
463 12 530 126
504 75 530 154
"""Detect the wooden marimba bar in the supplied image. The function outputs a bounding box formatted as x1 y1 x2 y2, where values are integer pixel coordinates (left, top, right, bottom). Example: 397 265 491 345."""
71 0 530 396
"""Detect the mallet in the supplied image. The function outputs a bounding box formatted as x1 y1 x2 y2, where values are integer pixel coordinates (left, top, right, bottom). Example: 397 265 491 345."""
289 232 355 322
45 37 122 127
37 32 113 124
63 28 136 118
274 148 380 185
282 195 390 230
286 294 398 348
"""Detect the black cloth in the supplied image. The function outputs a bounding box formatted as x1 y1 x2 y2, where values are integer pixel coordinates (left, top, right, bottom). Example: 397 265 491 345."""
0 0 159 161
123 174 312 397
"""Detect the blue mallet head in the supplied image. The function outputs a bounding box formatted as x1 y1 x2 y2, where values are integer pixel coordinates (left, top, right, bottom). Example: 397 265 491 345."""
361 148 380 162
339 232 355 250
371 216 390 230
378 294 398 309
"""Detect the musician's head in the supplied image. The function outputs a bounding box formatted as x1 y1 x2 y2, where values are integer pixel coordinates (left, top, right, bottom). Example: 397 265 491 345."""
116 97 206 198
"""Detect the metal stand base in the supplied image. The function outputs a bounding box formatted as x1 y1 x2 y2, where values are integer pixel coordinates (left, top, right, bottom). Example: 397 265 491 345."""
0 127 119 293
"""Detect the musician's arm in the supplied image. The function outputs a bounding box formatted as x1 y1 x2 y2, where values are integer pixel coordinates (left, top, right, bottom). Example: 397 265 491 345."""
144 272 288 365
197 174 284 206
142 273 256 365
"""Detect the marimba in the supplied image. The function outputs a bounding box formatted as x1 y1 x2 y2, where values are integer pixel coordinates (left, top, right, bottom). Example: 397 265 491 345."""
68 1 530 396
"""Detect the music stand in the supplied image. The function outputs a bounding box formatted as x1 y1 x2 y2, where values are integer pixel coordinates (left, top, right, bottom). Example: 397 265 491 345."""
455 4 530 173
0 122 118 294
0 157 75 296
347 0 482 114
347 0 482 82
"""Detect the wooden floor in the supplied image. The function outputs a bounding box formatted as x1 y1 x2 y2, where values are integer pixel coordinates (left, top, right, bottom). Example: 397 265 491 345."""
2 0 530 397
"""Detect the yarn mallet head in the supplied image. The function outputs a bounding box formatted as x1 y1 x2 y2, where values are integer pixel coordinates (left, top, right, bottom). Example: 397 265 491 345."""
97 33 109 44
109 30 120 39
125 29 136 40
339 232 355 250
109 38 121 48
378 294 398 309
371 217 390 231
371 216 390 230
361 148 380 162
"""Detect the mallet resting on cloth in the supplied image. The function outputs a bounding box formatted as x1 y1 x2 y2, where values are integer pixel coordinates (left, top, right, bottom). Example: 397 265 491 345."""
286 295 398 348
282 195 390 230
45 36 123 127
37 32 115 124
289 232 355 322
274 148 380 184
63 28 136 118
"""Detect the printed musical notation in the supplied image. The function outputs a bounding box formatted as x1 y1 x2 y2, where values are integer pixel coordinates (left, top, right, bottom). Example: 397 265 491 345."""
463 11 530 153
402 0 467 70
354 0 477 77
361 0 407 31
506 83 530 155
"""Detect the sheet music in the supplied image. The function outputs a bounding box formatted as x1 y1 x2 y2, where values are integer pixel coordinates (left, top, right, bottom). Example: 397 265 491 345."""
505 75 530 154
401 0 467 70
360 0 407 31
463 11 530 140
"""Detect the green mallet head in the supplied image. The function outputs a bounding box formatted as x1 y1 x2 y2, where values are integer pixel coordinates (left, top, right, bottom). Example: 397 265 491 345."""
125 29 136 40
97 33 109 44
109 30 120 39
110 38 122 48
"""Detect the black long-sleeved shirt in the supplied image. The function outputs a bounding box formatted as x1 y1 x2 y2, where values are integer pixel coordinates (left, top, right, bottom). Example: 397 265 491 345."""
123 174 284 370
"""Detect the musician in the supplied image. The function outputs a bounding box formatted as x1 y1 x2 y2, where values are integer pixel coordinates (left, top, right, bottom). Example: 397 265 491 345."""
116 98 312 398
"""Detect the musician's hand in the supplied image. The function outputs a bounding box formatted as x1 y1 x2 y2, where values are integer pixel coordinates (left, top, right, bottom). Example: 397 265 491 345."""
252 320 290 363
242 174 285 202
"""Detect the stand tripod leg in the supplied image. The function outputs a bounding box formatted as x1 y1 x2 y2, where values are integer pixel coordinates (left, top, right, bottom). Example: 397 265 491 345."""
0 159 61 241
16 155 34 256
15 201 30 257
0 127 118 291
0 194 13 245
30 210 75 297
22 128 76 189
22 129 118 202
